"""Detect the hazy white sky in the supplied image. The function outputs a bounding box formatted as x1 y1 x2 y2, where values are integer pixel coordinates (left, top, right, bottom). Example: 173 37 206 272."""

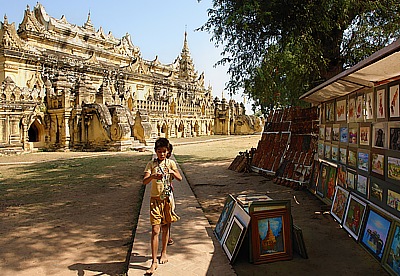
1 0 253 112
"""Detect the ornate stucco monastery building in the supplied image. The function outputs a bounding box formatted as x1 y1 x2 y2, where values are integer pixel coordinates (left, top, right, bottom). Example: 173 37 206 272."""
0 3 262 152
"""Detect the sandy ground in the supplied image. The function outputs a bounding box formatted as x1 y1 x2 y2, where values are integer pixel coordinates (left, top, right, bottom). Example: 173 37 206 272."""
0 135 389 275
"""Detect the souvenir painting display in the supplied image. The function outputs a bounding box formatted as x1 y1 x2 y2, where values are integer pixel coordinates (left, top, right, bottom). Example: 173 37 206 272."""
376 88 386 119
388 189 400 212
336 99 347 122
358 151 369 172
383 221 400 275
356 174 368 197
339 147 347 164
337 164 347 188
347 170 356 190
331 186 350 224
250 206 292 264
332 125 340 142
343 194 367 240
389 84 400 118
365 91 374 120
360 207 392 261
388 156 400 182
371 152 385 177
359 125 371 146
340 126 348 143
215 194 236 243
372 123 387 148
222 216 247 263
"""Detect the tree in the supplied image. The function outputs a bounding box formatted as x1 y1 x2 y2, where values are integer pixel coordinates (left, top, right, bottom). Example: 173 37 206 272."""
199 0 400 112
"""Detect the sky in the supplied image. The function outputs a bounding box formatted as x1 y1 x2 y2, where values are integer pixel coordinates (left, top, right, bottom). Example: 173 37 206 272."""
0 0 253 113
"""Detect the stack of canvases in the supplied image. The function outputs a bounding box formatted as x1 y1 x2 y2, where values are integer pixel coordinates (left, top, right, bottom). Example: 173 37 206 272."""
251 108 292 173
273 106 319 189
228 149 256 173
309 82 400 275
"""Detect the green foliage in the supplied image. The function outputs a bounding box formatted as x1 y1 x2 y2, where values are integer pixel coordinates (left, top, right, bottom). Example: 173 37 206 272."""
200 0 400 112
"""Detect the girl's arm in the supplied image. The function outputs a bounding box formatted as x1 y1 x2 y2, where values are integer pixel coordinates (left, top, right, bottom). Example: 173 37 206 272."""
169 169 182 182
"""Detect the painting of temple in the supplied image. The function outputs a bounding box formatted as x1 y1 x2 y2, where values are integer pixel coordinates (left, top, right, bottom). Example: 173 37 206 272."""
0 3 262 153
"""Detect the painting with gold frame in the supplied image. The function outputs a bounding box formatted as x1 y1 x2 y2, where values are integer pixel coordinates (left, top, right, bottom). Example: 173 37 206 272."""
250 207 292 264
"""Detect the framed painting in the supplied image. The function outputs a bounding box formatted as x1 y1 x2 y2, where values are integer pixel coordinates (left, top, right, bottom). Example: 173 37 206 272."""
340 126 348 143
387 189 400 212
387 156 400 182
331 186 350 224
389 84 400 119
349 125 358 145
326 164 337 201
215 194 236 243
318 142 324 158
389 124 400 151
336 99 347 122
326 101 335 123
371 152 385 177
324 144 331 160
348 97 356 122
357 150 369 172
236 194 272 211
365 91 374 121
356 174 368 197
248 199 291 214
332 124 340 142
376 88 386 120
356 94 364 121
339 147 347 165
309 160 320 194
292 224 308 259
348 149 357 168
331 146 339 162
325 126 332 142
347 170 357 190
319 125 325 140
369 178 384 205
360 207 392 261
251 208 292 264
359 125 371 146
383 221 400 275
222 216 247 263
343 194 367 240
337 164 347 188
372 123 387 149
317 163 330 197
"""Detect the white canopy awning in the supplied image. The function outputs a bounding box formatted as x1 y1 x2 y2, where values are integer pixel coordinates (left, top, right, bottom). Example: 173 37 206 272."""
299 39 400 104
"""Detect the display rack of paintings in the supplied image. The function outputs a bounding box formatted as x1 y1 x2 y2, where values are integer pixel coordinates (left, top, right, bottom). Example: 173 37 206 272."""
249 200 292 264
331 186 350 224
343 194 367 240
383 221 400 276
359 206 392 262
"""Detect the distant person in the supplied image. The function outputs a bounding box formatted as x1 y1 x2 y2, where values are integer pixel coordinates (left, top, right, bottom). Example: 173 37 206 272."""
143 138 182 274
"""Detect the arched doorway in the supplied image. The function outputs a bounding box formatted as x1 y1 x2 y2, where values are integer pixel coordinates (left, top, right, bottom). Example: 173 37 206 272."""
28 122 39 142
27 119 45 148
